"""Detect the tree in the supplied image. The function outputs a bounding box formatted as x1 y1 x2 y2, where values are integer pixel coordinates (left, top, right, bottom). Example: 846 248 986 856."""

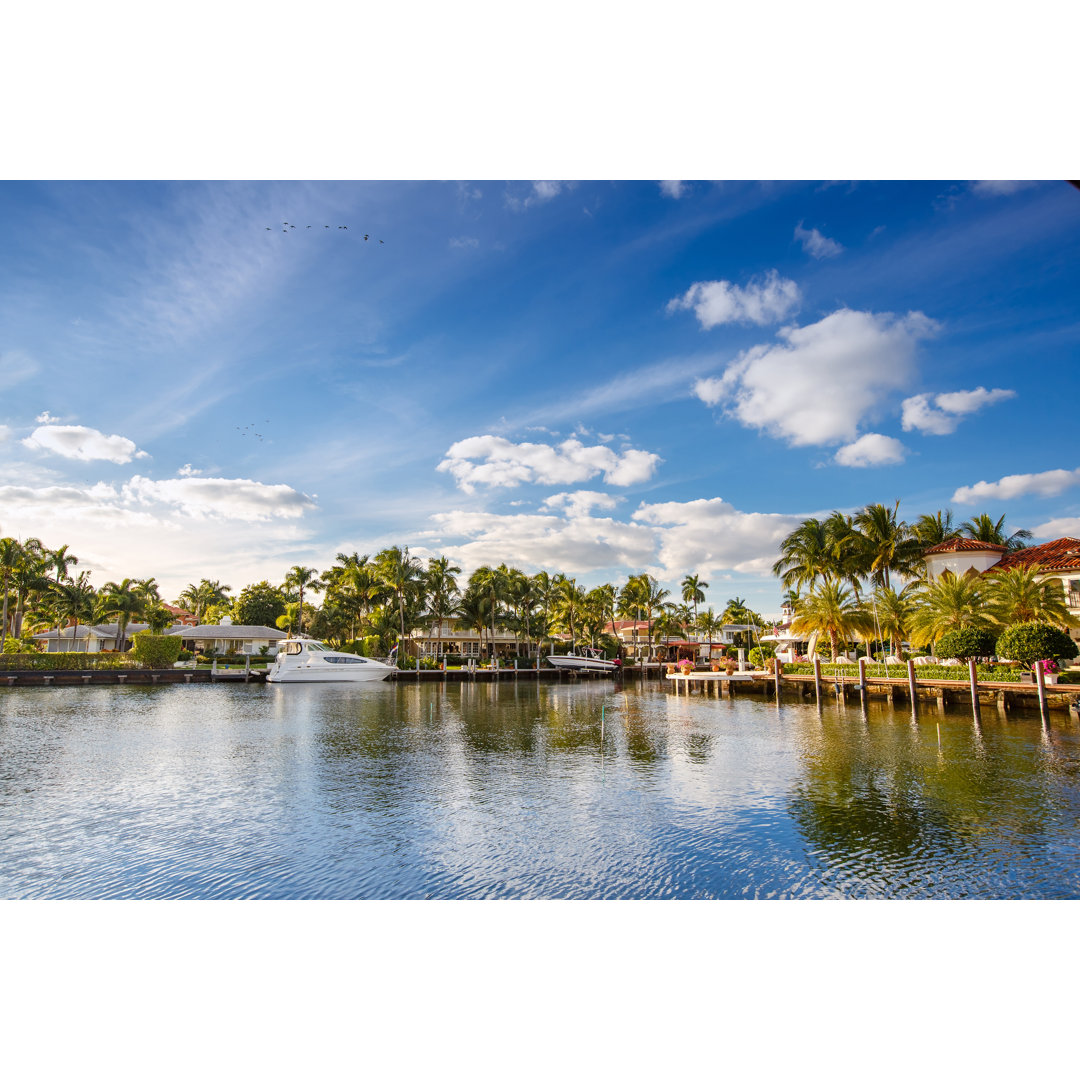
552 576 587 652
375 546 423 650
52 572 96 651
681 573 708 629
232 581 287 628
853 500 922 589
935 627 998 661
772 518 835 592
913 510 962 550
617 575 649 659
178 579 232 621
985 565 1077 628
869 584 918 659
995 622 1079 667
908 571 989 650
284 565 322 634
791 581 873 661
696 607 722 659
961 513 1032 552
96 579 145 653
48 543 79 584
424 555 461 658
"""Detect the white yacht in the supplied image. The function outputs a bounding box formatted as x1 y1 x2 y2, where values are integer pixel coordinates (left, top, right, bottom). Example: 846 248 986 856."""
265 639 394 683
546 648 621 673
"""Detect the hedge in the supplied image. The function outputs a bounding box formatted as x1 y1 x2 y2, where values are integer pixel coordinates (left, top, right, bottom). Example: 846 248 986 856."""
781 663 1025 682
0 653 134 671
131 632 183 669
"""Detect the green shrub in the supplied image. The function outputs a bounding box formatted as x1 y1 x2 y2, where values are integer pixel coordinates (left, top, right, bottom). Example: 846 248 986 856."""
0 653 132 671
995 622 1078 668
177 649 193 661
748 644 775 667
935 627 998 661
131 632 184 669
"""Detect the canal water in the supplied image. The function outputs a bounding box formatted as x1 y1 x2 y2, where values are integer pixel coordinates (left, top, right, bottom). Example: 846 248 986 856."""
1 680 1078 899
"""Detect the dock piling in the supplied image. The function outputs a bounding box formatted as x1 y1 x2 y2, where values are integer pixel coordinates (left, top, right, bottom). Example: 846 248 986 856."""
1035 663 1050 726
968 659 982 723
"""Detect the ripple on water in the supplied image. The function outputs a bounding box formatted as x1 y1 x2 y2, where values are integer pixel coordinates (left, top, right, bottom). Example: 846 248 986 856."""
0 683 1079 898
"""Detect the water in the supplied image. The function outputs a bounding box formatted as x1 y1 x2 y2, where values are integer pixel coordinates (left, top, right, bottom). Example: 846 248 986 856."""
1 680 1078 898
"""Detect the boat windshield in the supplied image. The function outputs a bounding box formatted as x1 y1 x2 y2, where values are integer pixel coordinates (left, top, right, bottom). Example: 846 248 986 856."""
306 642 327 651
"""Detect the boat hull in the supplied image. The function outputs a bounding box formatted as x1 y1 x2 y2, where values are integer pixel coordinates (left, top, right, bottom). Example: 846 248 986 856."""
265 668 391 683
546 655 619 672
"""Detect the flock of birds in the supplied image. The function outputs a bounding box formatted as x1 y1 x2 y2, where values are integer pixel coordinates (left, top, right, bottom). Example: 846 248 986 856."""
267 222 383 242
236 422 269 441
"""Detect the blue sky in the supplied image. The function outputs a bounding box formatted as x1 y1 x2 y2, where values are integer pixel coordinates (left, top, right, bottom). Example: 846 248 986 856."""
1 179 1078 614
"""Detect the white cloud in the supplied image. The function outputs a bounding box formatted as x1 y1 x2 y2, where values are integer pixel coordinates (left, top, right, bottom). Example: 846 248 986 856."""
659 180 687 199
834 433 907 467
667 270 801 329
177 464 202 477
902 386 1015 434
543 491 621 517
1 350 39 387
794 222 844 258
449 236 479 249
437 435 662 494
505 181 574 211
426 508 657 577
953 467 1080 504
0 476 316 602
694 308 938 446
22 424 148 464
35 410 61 424
631 498 804 577
121 475 317 521
1032 517 1080 538
971 181 1039 196
0 425 10 443
424 494 801 581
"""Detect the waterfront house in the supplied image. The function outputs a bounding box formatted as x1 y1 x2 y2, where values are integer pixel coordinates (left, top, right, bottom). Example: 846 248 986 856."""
33 622 154 653
167 618 287 656
923 536 1080 643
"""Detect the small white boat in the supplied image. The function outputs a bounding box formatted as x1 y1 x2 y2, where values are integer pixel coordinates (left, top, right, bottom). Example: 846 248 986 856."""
265 639 394 683
546 648 620 672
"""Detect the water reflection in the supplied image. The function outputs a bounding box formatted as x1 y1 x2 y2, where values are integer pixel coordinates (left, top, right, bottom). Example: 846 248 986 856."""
0 682 1078 898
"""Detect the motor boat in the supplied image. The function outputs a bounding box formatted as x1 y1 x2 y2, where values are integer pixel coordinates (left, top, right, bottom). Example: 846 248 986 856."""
546 648 620 672
265 639 394 683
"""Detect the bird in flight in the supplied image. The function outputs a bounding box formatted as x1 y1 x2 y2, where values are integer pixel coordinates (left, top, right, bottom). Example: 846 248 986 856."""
264 224 384 242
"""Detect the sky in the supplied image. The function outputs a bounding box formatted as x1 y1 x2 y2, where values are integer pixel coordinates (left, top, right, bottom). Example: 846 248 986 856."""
1 179 1078 615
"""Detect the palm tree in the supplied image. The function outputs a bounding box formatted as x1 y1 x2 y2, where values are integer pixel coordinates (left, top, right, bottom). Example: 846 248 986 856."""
375 546 423 651
424 555 461 659
681 573 708 629
961 513 1032 552
0 538 22 649
908 571 990 650
96 579 145 653
791 581 873 661
652 604 687 658
49 543 79 584
985 565 1078 628
284 566 322 635
178 579 232 621
470 564 509 661
773 518 836 592
870 584 919 659
913 510 962 549
640 576 670 659
824 511 868 597
457 587 490 661
53 572 96 652
853 500 922 590
552 576 587 652
617 575 648 660
696 607 722 661
9 539 50 639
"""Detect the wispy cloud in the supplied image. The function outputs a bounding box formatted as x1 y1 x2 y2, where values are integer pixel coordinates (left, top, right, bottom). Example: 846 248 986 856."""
902 386 1015 434
794 221 843 258
22 423 148 464
953 467 1080 504
659 180 687 199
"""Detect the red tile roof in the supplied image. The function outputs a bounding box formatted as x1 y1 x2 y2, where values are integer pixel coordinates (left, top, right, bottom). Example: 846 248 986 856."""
993 537 1080 573
924 538 1007 555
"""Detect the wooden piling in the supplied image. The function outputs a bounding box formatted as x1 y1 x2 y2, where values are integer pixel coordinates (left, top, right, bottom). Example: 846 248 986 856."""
813 655 822 704
773 659 782 701
1035 663 1050 725
907 659 918 712
968 658 982 723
